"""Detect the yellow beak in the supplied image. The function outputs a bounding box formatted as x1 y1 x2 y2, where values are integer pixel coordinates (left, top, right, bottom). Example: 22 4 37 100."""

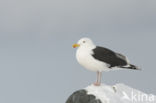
72 44 80 48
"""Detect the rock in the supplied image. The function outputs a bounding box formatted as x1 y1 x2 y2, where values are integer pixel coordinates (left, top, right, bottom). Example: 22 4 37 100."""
66 83 156 103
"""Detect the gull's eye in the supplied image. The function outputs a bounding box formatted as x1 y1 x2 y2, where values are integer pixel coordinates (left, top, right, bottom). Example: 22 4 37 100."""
83 41 86 43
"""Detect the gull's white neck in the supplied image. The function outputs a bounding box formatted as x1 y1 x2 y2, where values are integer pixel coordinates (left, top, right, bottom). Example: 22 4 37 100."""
76 44 96 61
78 44 96 51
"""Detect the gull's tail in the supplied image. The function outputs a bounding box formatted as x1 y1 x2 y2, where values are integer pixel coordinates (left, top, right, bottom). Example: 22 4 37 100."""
120 64 141 70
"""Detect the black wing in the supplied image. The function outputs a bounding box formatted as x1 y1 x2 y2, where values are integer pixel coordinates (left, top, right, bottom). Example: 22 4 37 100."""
92 46 127 68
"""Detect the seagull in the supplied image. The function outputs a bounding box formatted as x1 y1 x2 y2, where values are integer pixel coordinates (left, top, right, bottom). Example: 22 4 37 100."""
73 37 139 86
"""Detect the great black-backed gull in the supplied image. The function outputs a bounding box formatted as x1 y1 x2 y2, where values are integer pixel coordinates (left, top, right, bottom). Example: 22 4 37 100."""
73 38 139 86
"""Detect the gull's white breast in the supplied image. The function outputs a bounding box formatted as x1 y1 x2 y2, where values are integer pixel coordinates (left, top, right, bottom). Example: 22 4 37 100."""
76 47 109 72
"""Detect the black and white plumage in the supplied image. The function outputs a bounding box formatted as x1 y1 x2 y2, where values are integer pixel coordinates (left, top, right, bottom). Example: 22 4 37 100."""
92 46 137 69
73 38 139 86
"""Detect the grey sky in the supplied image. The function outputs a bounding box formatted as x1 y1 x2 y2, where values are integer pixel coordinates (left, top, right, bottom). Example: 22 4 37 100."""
0 0 156 103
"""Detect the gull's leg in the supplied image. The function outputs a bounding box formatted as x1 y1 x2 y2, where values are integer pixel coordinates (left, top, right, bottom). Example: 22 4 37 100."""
98 72 102 85
94 71 101 86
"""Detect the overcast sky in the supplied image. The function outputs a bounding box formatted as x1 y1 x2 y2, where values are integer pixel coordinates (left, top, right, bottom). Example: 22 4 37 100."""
0 0 156 103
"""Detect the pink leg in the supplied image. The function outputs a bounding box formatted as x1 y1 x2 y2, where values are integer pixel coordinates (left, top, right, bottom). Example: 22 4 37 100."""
94 71 102 86
98 72 102 85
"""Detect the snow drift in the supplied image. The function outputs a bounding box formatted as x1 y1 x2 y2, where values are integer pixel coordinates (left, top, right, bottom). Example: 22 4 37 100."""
66 83 155 103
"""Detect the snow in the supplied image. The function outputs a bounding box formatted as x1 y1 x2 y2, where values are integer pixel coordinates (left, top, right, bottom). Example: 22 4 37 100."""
85 83 156 103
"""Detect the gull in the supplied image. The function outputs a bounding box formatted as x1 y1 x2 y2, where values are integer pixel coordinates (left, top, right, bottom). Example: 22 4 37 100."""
73 37 139 86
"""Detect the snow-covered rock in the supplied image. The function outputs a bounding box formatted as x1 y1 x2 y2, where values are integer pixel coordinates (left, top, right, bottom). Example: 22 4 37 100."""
66 83 156 103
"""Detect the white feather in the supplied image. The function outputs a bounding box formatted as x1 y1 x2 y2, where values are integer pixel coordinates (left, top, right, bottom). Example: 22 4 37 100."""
76 38 110 72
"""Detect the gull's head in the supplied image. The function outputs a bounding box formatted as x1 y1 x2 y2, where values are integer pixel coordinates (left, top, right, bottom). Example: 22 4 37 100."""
72 38 95 48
